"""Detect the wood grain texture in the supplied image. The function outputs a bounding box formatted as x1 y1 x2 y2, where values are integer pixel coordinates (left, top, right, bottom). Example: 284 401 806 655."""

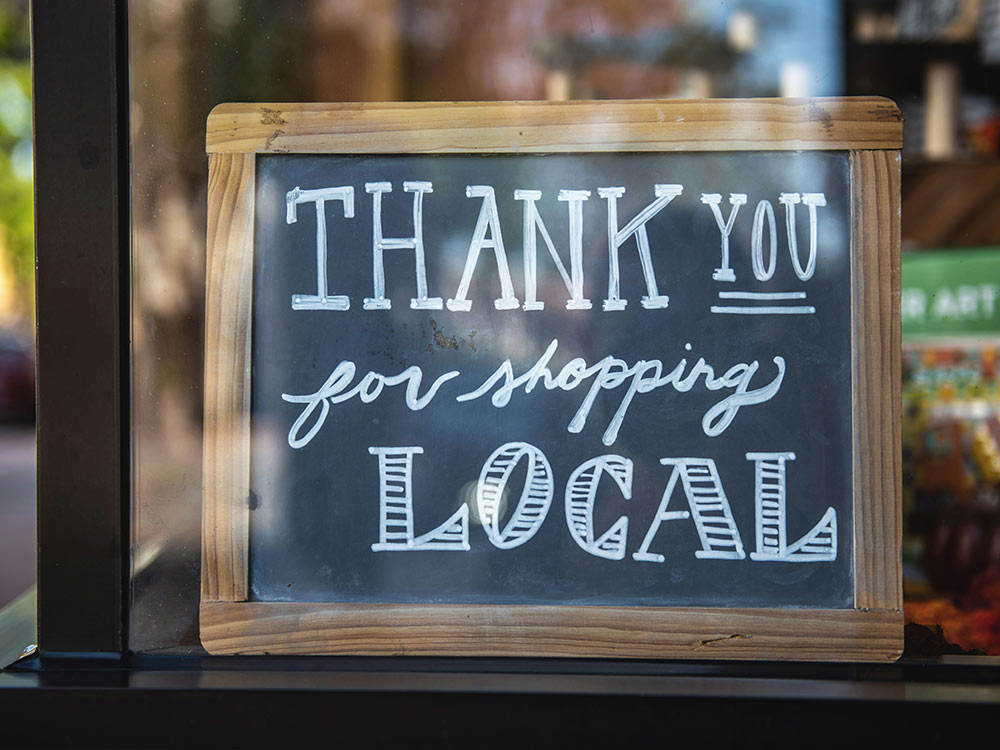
850 150 903 614
206 98 902 155
202 152 255 602
201 601 902 661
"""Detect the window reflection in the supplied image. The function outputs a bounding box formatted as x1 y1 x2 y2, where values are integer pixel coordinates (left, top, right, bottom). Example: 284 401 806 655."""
126 0 1000 655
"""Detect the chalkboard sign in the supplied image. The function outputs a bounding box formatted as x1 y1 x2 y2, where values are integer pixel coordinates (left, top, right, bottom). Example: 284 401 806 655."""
202 99 903 661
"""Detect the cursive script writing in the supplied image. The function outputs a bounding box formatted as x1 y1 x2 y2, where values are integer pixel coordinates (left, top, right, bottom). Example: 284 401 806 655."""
457 339 785 445
282 340 785 449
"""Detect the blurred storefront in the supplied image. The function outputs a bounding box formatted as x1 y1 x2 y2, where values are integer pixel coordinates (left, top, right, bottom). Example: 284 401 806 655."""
123 0 1000 656
900 248 1000 653
1 1 999 743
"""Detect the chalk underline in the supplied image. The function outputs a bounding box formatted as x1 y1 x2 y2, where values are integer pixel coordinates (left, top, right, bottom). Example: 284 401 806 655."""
711 305 816 315
718 291 807 300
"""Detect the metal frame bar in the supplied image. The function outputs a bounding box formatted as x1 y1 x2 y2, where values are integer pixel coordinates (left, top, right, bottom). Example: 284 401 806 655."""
32 0 130 658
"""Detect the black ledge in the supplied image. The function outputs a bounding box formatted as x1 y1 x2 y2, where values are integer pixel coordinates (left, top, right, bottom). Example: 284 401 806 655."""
1 654 998 746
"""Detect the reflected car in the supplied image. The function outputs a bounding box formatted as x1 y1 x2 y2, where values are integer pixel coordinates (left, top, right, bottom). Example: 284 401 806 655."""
0 331 34 422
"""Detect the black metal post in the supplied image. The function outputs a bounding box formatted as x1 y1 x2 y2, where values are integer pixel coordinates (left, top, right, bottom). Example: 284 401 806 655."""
31 0 129 658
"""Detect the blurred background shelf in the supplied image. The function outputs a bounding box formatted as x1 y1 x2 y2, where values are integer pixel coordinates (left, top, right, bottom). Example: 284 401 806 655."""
845 0 1000 163
902 159 1000 248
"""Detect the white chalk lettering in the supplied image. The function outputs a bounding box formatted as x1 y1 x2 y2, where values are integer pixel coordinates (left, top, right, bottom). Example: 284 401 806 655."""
369 446 470 551
783 192 827 281
747 452 836 561
477 442 554 549
711 304 816 315
363 181 442 311
447 185 519 312
285 185 355 310
282 362 460 449
751 199 777 281
633 458 745 562
458 339 785 445
565 455 632 560
598 184 681 311
701 192 747 282
516 188 592 311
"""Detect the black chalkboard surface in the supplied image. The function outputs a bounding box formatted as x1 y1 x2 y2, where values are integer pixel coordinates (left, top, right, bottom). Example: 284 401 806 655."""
201 99 902 660
248 151 852 609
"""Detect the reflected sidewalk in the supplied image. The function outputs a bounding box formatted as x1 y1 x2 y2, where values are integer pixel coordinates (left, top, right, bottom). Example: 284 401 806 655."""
0 424 35 609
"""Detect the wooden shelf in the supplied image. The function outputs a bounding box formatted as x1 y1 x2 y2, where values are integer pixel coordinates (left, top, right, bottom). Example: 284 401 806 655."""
902 160 1000 248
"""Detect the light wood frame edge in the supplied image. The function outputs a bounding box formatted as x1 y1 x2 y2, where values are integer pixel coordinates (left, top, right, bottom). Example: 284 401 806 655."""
202 152 255 603
201 100 903 661
201 602 900 661
851 150 903 614
206 98 902 155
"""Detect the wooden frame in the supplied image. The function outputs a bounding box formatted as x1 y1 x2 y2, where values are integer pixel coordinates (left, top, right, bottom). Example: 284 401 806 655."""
202 98 902 661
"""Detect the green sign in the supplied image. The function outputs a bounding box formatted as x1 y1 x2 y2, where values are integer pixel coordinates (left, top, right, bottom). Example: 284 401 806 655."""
902 248 1000 337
